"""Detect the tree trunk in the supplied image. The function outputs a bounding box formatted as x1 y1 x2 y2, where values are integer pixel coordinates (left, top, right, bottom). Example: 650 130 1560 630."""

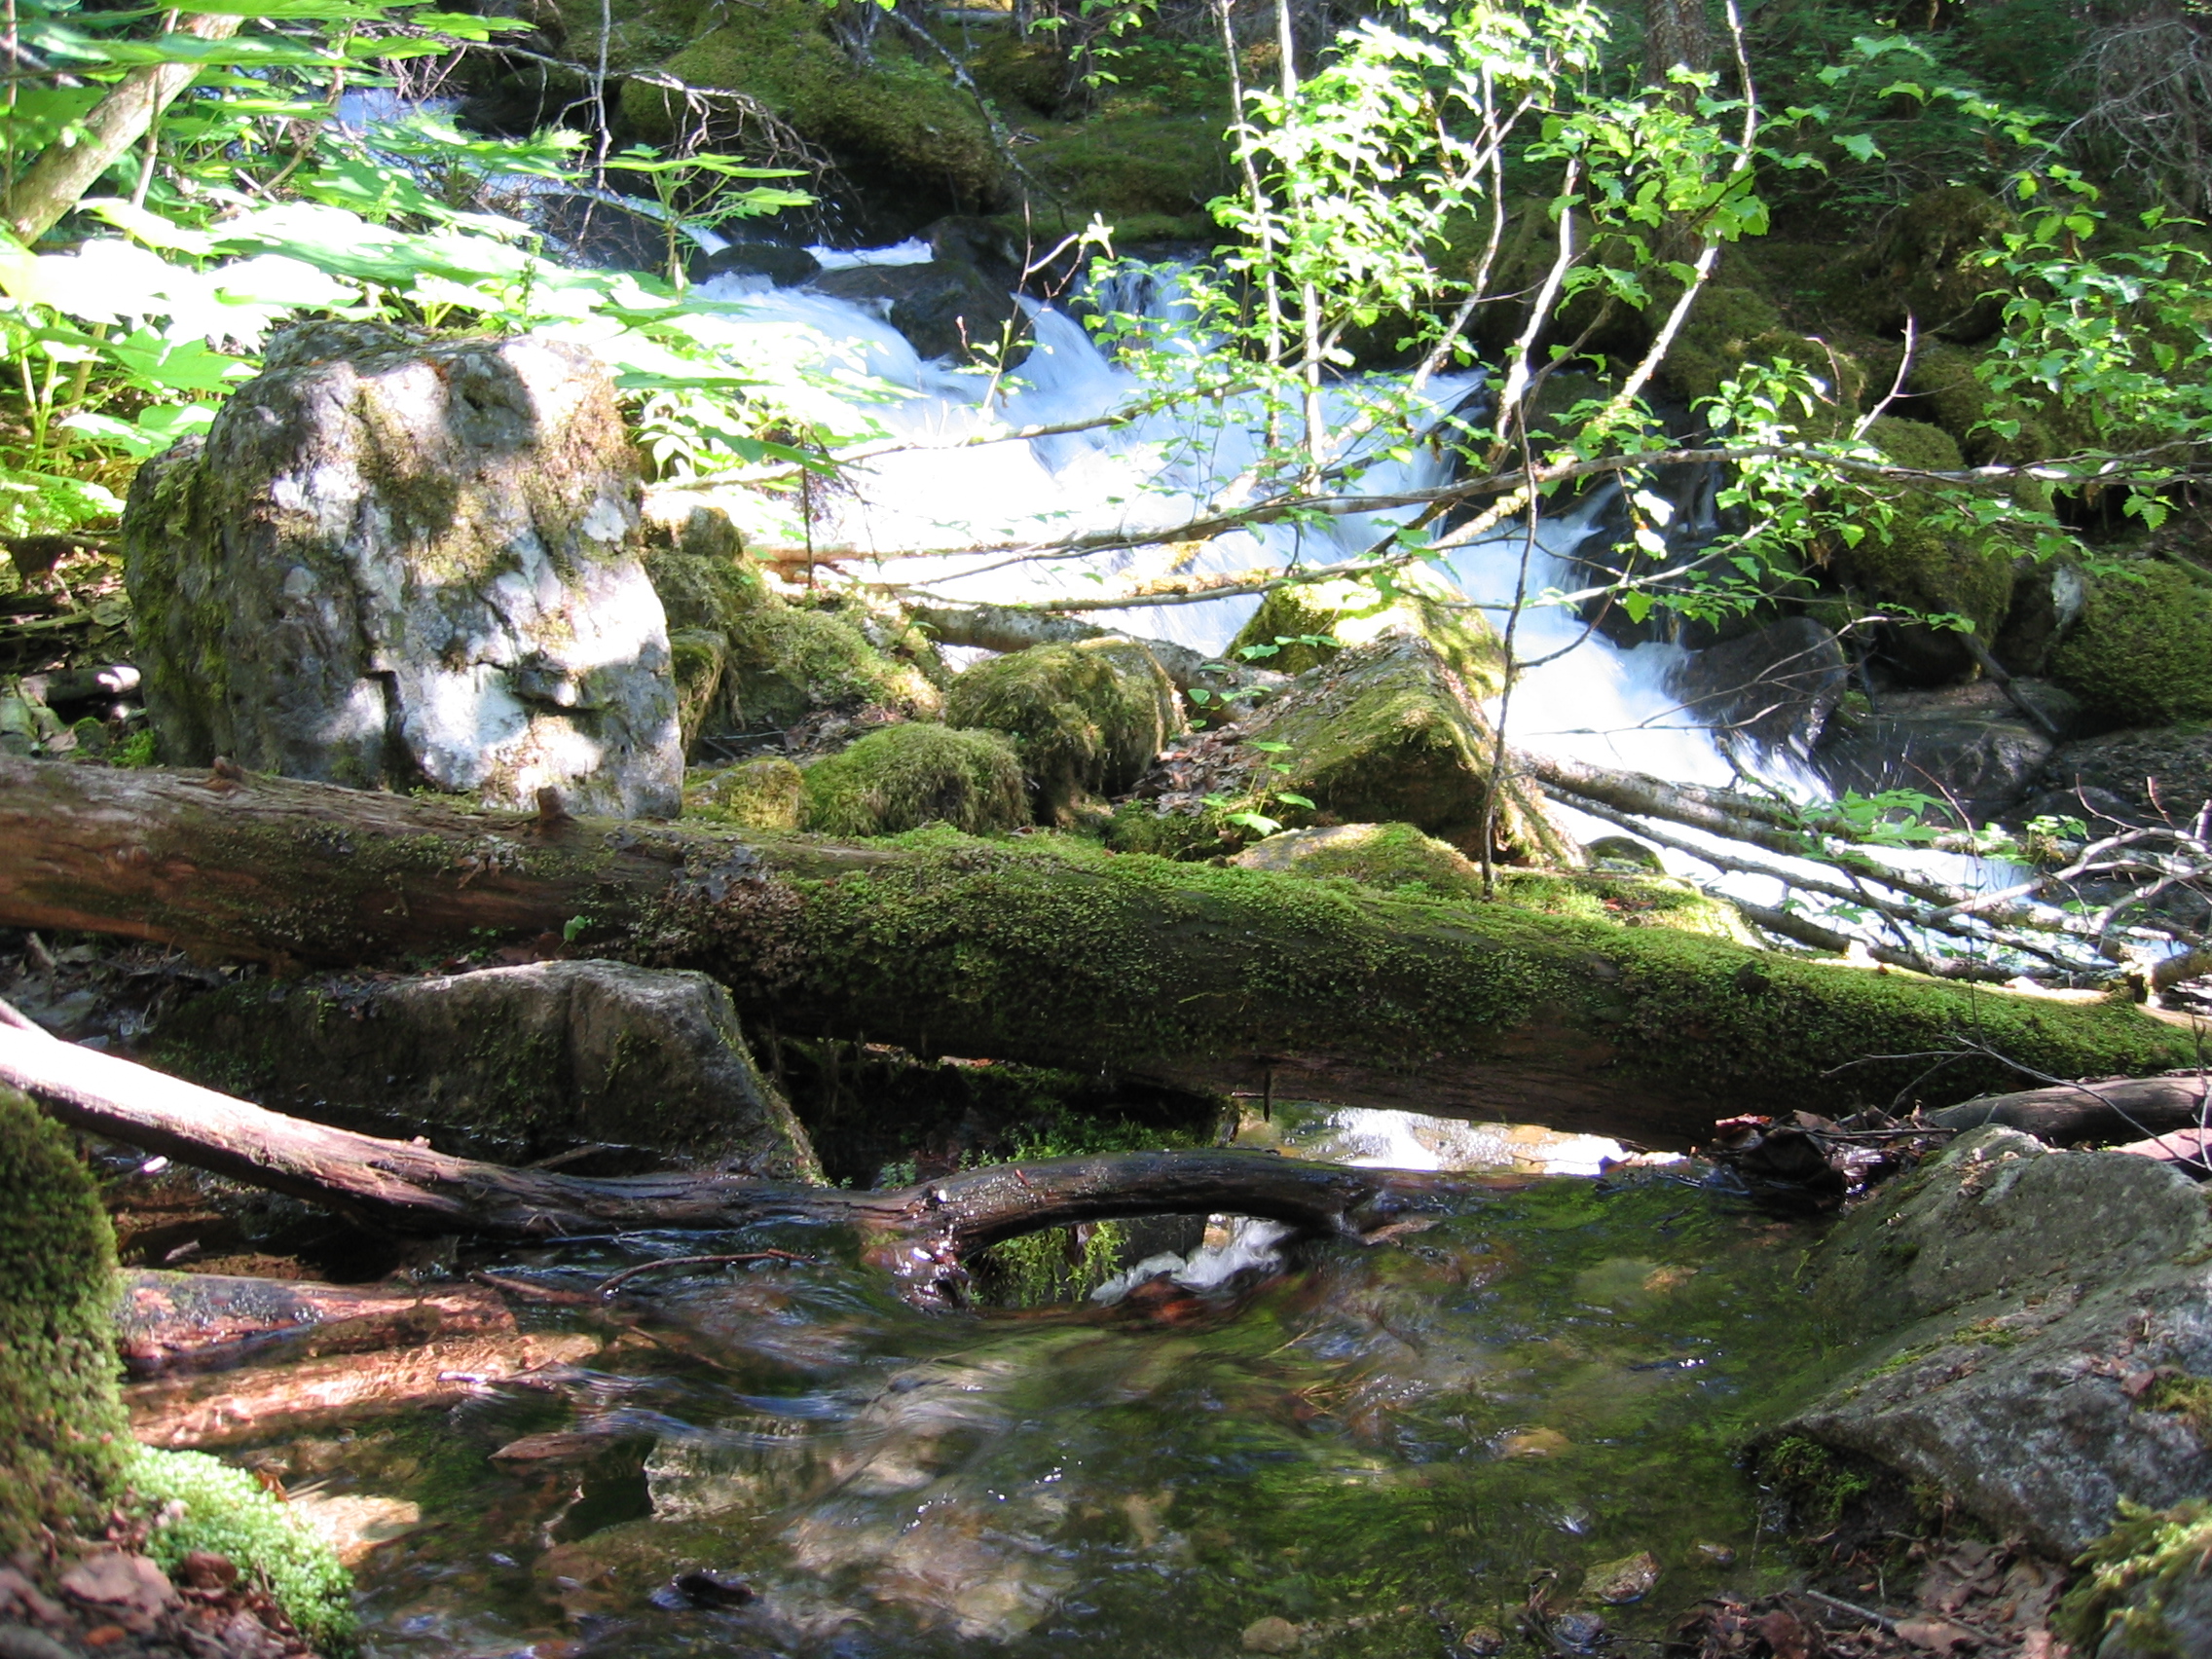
0 756 2194 1143
4 14 244 244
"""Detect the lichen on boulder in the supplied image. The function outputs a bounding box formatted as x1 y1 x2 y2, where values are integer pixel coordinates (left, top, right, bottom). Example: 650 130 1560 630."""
943 637 1181 822
0 1083 130 1553
123 321 683 817
2051 560 2212 726
801 721 1028 836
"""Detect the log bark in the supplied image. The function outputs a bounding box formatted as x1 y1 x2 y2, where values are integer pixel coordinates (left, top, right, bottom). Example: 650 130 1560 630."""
0 756 2195 1142
0 1017 1470 1291
115 1271 516 1379
1925 1073 2212 1147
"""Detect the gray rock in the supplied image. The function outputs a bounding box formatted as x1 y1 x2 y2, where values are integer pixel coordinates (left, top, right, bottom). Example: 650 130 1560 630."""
124 323 682 817
1667 617 1848 761
1810 679 2061 823
153 959 820 1179
1780 1126 2212 1556
688 240 822 289
807 259 1026 363
2035 724 2212 827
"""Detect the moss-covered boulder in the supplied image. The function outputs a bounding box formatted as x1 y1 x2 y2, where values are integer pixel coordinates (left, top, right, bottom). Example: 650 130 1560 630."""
1014 113 1232 239
1845 185 2014 344
124 323 684 817
686 755 806 829
943 638 1180 822
0 1084 129 1553
1229 570 1502 690
612 0 1003 207
1233 822 1487 896
2052 561 2212 726
1114 635 1569 861
1827 416 2018 682
801 721 1028 836
643 524 943 744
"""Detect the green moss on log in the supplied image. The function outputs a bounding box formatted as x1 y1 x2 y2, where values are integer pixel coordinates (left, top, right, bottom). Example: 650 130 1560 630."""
2052 560 2212 725
802 722 1028 836
635 831 2194 1128
0 1084 129 1553
944 638 1179 821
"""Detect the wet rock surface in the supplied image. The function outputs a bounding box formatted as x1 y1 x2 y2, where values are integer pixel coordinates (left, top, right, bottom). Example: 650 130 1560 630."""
150 959 819 1178
806 258 1025 362
123 323 682 817
1669 617 1849 761
1808 679 2070 824
2032 722 2212 827
1780 1125 2212 1557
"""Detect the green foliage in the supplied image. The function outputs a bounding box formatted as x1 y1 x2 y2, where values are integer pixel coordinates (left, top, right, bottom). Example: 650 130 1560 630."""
975 1219 1127 1307
801 722 1028 836
2053 561 2212 725
2057 1498 2212 1656
127 1445 356 1651
942 639 1180 822
0 1085 129 1553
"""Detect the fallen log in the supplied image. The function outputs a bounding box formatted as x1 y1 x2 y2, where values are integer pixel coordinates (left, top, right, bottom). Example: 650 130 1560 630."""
0 756 2195 1142
1924 1073 2212 1147
0 1017 1470 1292
115 1270 516 1379
127 1331 604 1450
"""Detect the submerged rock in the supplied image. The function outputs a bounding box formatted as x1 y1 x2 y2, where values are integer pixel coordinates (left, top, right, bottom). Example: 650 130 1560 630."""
1777 1125 2212 1557
124 323 682 817
152 960 819 1178
1667 617 1848 762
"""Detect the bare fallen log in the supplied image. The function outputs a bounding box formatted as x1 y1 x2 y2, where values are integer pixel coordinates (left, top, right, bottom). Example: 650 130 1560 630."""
0 756 2195 1142
116 1271 516 1379
1924 1073 2212 1147
0 1018 1473 1290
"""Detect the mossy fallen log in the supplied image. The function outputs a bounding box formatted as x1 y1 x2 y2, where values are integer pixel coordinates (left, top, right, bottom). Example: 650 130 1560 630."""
0 756 2196 1144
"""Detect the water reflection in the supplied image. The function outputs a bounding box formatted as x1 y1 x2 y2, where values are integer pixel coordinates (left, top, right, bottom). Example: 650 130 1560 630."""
259 1109 1847 1657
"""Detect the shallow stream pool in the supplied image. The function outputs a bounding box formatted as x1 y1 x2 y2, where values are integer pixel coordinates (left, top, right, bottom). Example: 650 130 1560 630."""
241 1115 1855 1658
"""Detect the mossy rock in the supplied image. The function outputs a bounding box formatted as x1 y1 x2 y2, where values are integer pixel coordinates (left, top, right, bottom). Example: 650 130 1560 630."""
731 601 945 731
128 1446 355 1650
1113 635 1568 862
0 1085 129 1553
668 628 729 755
2051 560 2212 725
685 755 806 830
2058 1498 2212 1658
965 29 1068 117
1493 868 1755 943
1845 185 2015 343
943 637 1180 822
1232 822 1486 898
802 721 1028 836
1828 416 2016 679
1015 113 1233 228
616 0 1004 204
1229 570 1503 692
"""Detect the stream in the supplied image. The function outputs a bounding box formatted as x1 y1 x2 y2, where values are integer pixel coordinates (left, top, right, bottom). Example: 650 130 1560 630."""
239 1108 1852 1658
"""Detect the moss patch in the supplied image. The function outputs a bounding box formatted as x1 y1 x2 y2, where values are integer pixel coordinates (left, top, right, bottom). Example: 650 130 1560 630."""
616 0 1003 203
128 1445 355 1651
1830 417 2016 652
1014 112 1232 231
2051 560 2212 725
1230 571 1504 692
0 1085 129 1553
2057 1498 2212 1656
801 722 1027 836
943 638 1179 822
686 756 806 830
